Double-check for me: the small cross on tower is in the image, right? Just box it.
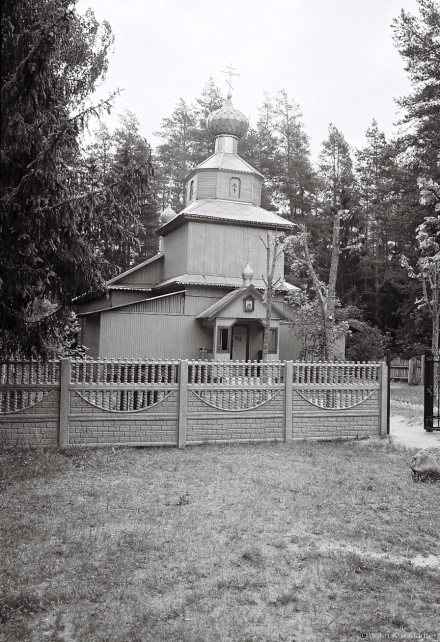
[221,63,240,97]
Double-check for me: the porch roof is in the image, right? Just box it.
[196,284,290,322]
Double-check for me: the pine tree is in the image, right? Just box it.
[85,122,114,182]
[272,90,315,221]
[109,111,158,268]
[153,99,198,211]
[392,0,440,176]
[354,121,397,323]
[193,78,224,160]
[239,90,315,220]
[312,125,357,295]
[238,93,279,211]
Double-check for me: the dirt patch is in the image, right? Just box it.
[390,414,440,450]
[314,539,439,570]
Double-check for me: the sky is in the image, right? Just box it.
[75,0,420,161]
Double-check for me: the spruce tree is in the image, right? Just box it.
[0,1,153,356]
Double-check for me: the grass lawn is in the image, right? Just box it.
[1,438,439,642]
[390,383,424,406]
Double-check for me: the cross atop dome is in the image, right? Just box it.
[221,63,240,98]
[206,65,249,141]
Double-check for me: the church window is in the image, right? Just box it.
[189,180,194,201]
[229,177,241,198]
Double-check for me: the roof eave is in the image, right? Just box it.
[106,253,164,285]
[156,211,293,236]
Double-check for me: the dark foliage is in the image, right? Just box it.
[0,0,154,356]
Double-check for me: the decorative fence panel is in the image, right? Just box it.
[289,362,385,440]
[0,359,388,448]
[186,361,286,445]
[68,359,180,447]
[0,360,60,447]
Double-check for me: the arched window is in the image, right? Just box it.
[229,177,241,198]
[189,180,194,202]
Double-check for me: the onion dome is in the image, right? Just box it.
[242,262,254,286]
[206,95,249,139]
[159,204,177,224]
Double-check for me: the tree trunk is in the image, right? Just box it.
[300,210,341,361]
[262,232,279,361]
[325,209,341,360]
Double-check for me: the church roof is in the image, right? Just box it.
[154,273,267,290]
[156,199,294,236]
[188,151,263,178]
[152,273,297,293]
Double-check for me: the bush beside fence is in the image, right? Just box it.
[1,359,388,448]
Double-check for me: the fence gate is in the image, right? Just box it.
[424,350,440,431]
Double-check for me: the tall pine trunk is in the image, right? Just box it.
[301,209,341,361]
[262,232,280,361]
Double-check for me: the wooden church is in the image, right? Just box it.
[76,94,303,361]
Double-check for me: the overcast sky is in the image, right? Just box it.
[76,0,419,160]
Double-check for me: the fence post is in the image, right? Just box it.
[178,360,188,449]
[424,350,433,432]
[59,358,71,448]
[386,350,391,436]
[379,360,388,437]
[283,361,293,442]
[408,357,415,385]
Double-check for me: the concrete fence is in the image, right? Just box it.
[1,358,388,448]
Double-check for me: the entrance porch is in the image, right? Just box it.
[196,284,290,362]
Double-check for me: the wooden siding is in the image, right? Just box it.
[187,286,232,299]
[195,171,217,200]
[217,295,281,321]
[162,225,189,280]
[217,171,252,203]
[113,293,185,315]
[111,291,150,307]
[252,176,262,206]
[279,300,295,321]
[184,292,225,316]
[99,313,214,360]
[76,294,111,315]
[76,290,149,315]
[116,256,163,286]
[187,221,284,281]
[195,170,262,205]
[81,315,100,358]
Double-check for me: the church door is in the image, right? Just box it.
[231,325,248,361]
